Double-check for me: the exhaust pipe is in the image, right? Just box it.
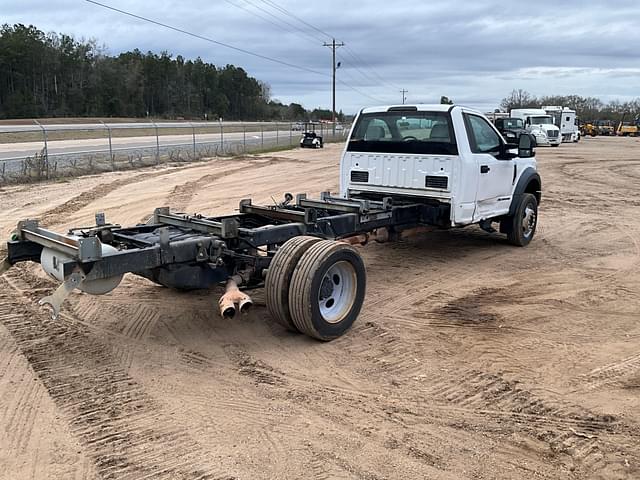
[218,278,253,318]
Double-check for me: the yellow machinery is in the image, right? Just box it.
[617,113,639,137]
[579,121,597,137]
[594,120,615,136]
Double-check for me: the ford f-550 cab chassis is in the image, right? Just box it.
[1,105,541,341]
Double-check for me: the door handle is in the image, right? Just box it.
[480,165,490,174]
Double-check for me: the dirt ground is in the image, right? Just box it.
[1,138,639,479]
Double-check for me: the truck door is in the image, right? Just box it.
[463,113,514,220]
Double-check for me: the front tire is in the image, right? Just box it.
[289,241,366,341]
[503,193,538,247]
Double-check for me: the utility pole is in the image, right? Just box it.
[323,38,345,125]
[401,89,408,105]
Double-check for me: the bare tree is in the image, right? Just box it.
[500,89,538,111]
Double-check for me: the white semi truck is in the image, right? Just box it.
[510,108,562,147]
[543,106,580,143]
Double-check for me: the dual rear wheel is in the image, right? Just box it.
[265,237,366,341]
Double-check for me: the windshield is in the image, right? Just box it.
[529,116,553,125]
[347,111,458,155]
[503,118,524,129]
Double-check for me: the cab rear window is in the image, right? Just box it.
[347,111,458,155]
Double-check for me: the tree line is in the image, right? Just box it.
[0,23,343,122]
[500,89,640,121]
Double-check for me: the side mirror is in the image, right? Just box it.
[518,133,536,158]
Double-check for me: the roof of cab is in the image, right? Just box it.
[361,104,455,114]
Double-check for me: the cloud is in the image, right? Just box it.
[4,0,640,113]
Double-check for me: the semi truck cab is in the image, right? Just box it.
[510,108,562,147]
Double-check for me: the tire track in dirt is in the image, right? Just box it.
[163,156,307,213]
[295,299,636,476]
[417,367,635,474]
[580,353,640,391]
[0,354,44,453]
[0,278,235,480]
[38,166,198,227]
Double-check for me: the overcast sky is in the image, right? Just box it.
[4,0,640,113]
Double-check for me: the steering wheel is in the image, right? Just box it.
[402,135,418,142]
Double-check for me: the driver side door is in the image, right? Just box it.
[463,113,515,220]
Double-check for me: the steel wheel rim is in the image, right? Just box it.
[522,205,536,238]
[318,261,357,324]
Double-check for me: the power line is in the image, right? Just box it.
[83,0,385,104]
[336,79,386,104]
[236,0,325,44]
[341,46,402,91]
[83,0,328,78]
[249,0,400,93]
[255,0,333,40]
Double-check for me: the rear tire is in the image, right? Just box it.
[289,240,366,341]
[504,193,538,247]
[265,236,322,331]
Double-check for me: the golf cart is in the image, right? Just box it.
[300,122,324,148]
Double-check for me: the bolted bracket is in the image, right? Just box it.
[95,212,106,226]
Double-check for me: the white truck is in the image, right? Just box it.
[341,104,541,245]
[2,104,542,342]
[543,105,580,142]
[510,108,562,147]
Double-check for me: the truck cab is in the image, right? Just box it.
[493,117,528,143]
[340,105,541,245]
[510,108,562,147]
[543,106,580,142]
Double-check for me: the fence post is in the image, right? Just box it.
[34,120,49,178]
[243,125,246,153]
[152,121,160,164]
[261,124,264,150]
[275,122,279,146]
[190,122,196,159]
[219,119,224,154]
[289,122,292,146]
[100,121,114,170]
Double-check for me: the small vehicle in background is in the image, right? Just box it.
[300,122,324,148]
[493,117,529,144]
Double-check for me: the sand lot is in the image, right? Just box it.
[1,137,639,479]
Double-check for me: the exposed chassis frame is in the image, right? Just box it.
[2,192,446,317]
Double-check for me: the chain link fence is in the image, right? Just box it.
[0,121,349,184]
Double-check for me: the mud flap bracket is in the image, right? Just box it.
[38,271,86,319]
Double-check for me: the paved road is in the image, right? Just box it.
[0,129,303,161]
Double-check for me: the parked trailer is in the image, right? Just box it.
[1,105,541,341]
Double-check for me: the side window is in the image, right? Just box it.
[465,114,501,154]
